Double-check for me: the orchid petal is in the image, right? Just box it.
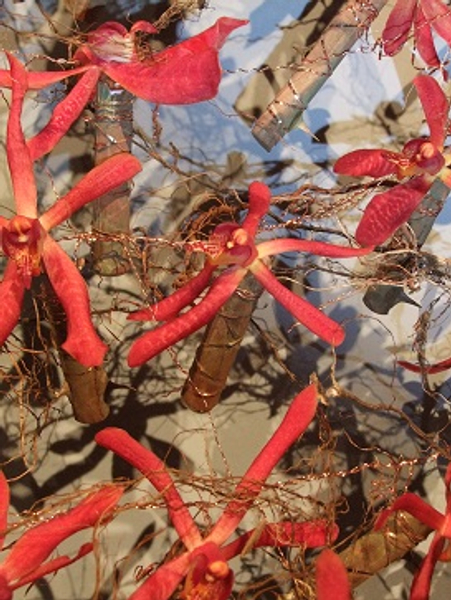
[334,149,397,178]
[398,355,451,374]
[127,267,246,367]
[381,0,416,56]
[414,7,441,69]
[375,493,445,532]
[355,176,432,246]
[207,383,318,545]
[40,153,141,232]
[422,0,451,47]
[250,260,345,346]
[0,572,12,600]
[6,54,37,219]
[9,543,93,591]
[0,66,90,90]
[0,473,10,551]
[241,181,271,237]
[222,520,338,560]
[128,264,215,322]
[98,18,247,104]
[257,239,373,260]
[1,486,122,584]
[128,552,190,600]
[414,75,448,148]
[27,67,100,161]
[42,237,107,367]
[410,532,446,600]
[0,261,26,349]
[316,549,351,600]
[95,428,202,550]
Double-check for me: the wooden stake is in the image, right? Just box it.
[92,75,134,275]
[181,273,263,412]
[252,0,388,151]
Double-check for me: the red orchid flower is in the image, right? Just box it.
[316,549,351,600]
[375,463,451,600]
[334,75,451,246]
[72,17,247,105]
[0,54,142,367]
[0,471,123,600]
[0,18,247,106]
[127,181,372,367]
[96,383,338,600]
[381,0,451,69]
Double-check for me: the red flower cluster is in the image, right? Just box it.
[0,18,246,364]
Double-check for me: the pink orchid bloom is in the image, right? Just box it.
[316,549,351,600]
[0,18,246,106]
[0,471,123,600]
[0,54,142,366]
[382,0,451,69]
[334,75,451,246]
[375,463,451,600]
[96,384,338,600]
[127,181,372,366]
